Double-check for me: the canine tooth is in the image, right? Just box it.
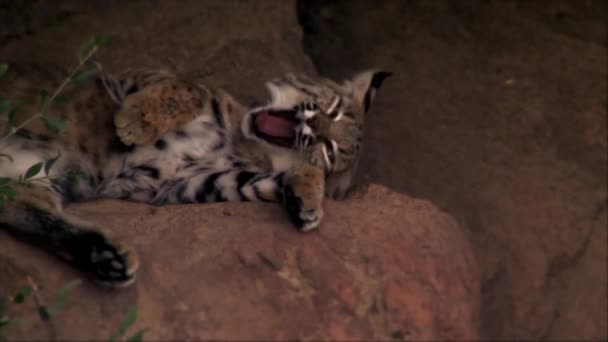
[327,96,340,114]
[333,110,343,122]
[322,144,331,168]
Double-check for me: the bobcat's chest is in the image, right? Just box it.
[99,114,233,200]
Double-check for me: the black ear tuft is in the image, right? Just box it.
[370,71,393,89]
[363,71,393,112]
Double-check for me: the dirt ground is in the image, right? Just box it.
[299,0,607,339]
[0,0,606,340]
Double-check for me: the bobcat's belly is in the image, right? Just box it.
[98,113,233,202]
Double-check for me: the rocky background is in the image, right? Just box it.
[1,0,606,340]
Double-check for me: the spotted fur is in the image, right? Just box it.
[0,65,390,287]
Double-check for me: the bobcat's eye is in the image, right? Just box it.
[325,96,343,121]
[321,139,338,170]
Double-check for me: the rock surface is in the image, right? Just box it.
[300,1,607,339]
[1,0,605,340]
[0,185,480,340]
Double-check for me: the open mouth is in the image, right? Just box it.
[251,109,298,147]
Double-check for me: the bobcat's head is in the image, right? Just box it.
[242,70,391,198]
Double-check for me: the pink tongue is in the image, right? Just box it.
[256,112,294,138]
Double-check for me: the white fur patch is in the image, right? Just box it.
[303,109,316,119]
[301,124,312,135]
[241,185,256,200]
[255,178,276,197]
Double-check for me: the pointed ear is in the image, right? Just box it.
[349,70,393,112]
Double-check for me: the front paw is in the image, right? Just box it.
[283,165,325,232]
[67,231,139,288]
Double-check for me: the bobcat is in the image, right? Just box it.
[0,66,390,287]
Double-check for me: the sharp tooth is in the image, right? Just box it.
[333,110,343,122]
[330,139,338,153]
[327,96,340,114]
[322,144,331,168]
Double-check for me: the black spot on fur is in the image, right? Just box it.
[122,80,140,95]
[154,139,167,150]
[232,160,247,168]
[135,165,160,179]
[176,182,188,202]
[96,170,105,183]
[109,137,136,154]
[211,98,224,128]
[235,171,257,201]
[274,172,285,202]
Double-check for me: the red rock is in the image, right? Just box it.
[0,184,480,340]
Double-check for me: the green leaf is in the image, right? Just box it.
[44,153,61,176]
[0,99,9,115]
[125,329,146,342]
[39,89,49,104]
[0,297,8,326]
[0,177,11,187]
[13,286,33,304]
[8,102,27,126]
[95,34,110,47]
[72,69,98,84]
[0,317,9,328]
[53,95,69,105]
[66,168,86,180]
[108,306,137,342]
[23,162,43,180]
[0,185,17,200]
[0,64,8,78]
[42,116,66,133]
[47,280,81,315]
[0,317,23,328]
[86,60,104,72]
[78,36,98,62]
[38,306,51,321]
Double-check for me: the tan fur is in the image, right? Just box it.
[115,79,210,145]
[0,66,390,287]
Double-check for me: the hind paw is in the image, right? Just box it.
[114,98,159,146]
[68,231,139,288]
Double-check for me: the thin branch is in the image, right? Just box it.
[26,276,57,342]
[0,45,99,142]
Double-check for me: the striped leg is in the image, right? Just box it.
[153,164,325,231]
